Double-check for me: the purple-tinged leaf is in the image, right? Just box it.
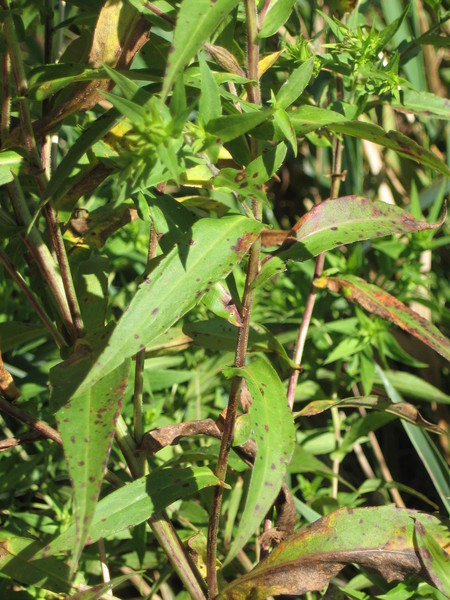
[218,507,450,599]
[314,275,450,362]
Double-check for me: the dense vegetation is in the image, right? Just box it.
[0,0,449,598]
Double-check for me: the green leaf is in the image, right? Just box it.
[0,150,24,186]
[223,358,295,564]
[282,195,446,260]
[275,57,314,110]
[0,533,71,594]
[198,54,222,124]
[315,275,450,362]
[218,507,450,599]
[34,466,220,558]
[414,520,450,597]
[207,109,274,144]
[372,370,450,405]
[0,322,47,352]
[245,143,287,183]
[395,88,450,120]
[202,282,242,326]
[274,108,297,155]
[259,0,297,38]
[77,216,263,394]
[328,121,450,177]
[376,365,450,515]
[51,359,131,571]
[161,0,240,100]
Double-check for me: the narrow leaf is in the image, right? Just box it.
[328,121,450,177]
[77,216,262,394]
[414,520,450,596]
[223,359,295,564]
[162,0,240,100]
[259,0,297,38]
[198,54,222,124]
[0,150,24,186]
[275,57,315,110]
[35,466,220,558]
[218,507,450,599]
[51,359,130,571]
[0,534,71,593]
[314,274,450,362]
[207,109,274,144]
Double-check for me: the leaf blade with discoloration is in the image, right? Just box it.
[223,359,295,564]
[78,216,263,394]
[314,274,450,362]
[52,359,131,572]
[34,466,220,559]
[218,507,450,599]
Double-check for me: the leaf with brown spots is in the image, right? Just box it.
[262,195,446,255]
[328,121,450,177]
[76,216,262,395]
[314,275,450,362]
[218,507,450,599]
[52,359,130,573]
[33,466,221,559]
[223,358,295,564]
[297,396,446,435]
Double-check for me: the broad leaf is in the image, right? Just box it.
[223,359,295,564]
[51,359,130,571]
[314,275,450,362]
[35,466,220,558]
[0,150,24,186]
[162,0,240,100]
[77,216,262,394]
[218,507,450,599]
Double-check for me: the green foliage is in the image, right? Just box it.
[0,0,449,598]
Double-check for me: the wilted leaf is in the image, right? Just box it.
[218,507,450,599]
[314,275,450,362]
[297,396,446,435]
[223,359,295,564]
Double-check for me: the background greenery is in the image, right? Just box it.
[0,0,449,598]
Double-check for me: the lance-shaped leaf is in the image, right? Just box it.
[77,216,262,395]
[314,275,450,362]
[52,359,130,572]
[297,396,446,436]
[35,466,220,559]
[162,0,240,100]
[0,534,71,594]
[218,507,450,599]
[414,520,450,596]
[328,121,450,177]
[264,195,446,256]
[223,359,295,564]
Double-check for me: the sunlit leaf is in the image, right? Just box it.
[223,359,295,564]
[259,0,297,38]
[51,358,131,572]
[35,466,220,558]
[218,507,450,599]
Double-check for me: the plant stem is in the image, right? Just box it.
[2,0,83,340]
[0,248,66,348]
[206,2,262,596]
[286,134,344,409]
[115,415,207,599]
